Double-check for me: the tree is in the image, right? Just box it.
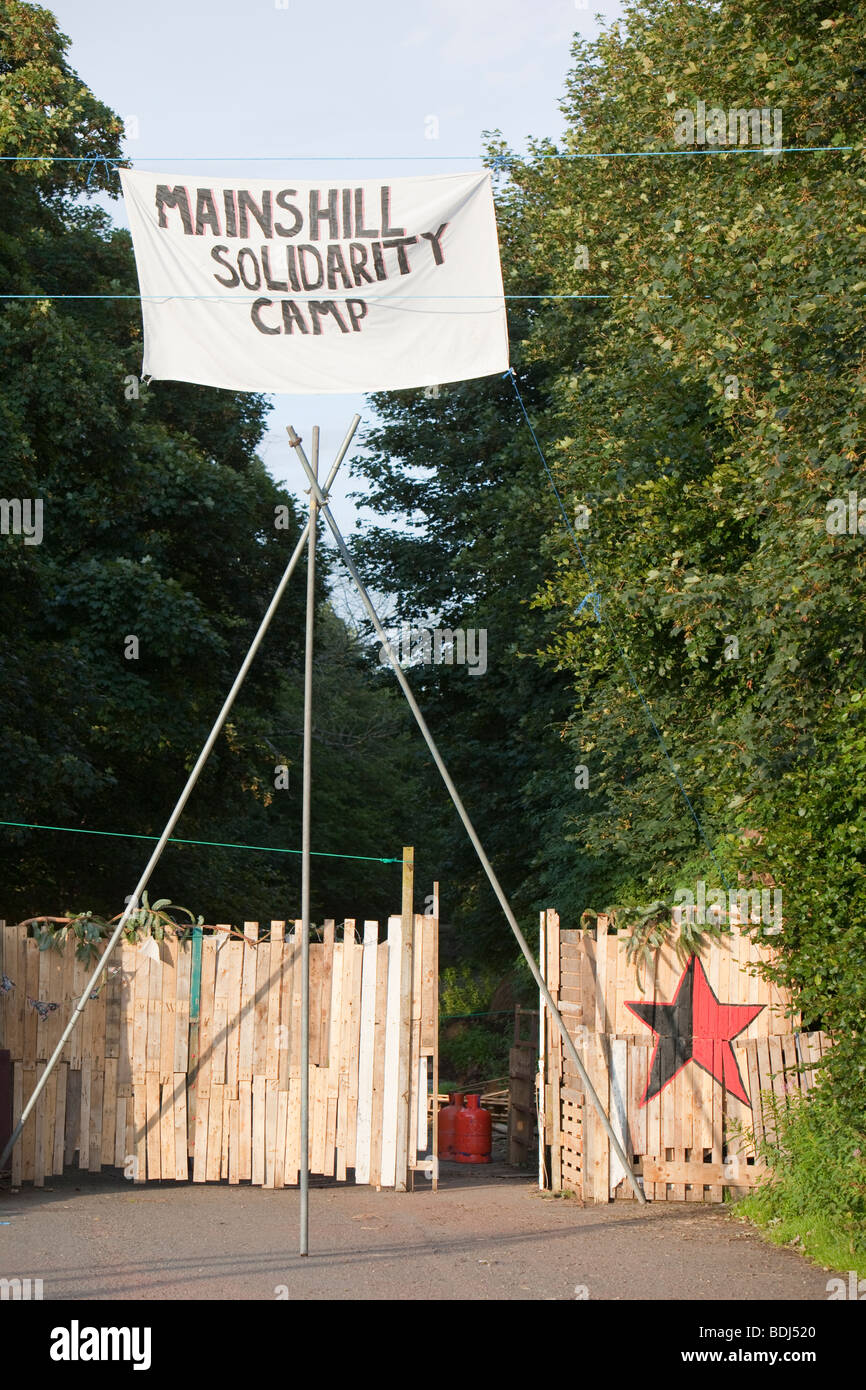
[352,0,866,1123]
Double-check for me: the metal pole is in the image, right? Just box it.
[0,416,359,1175]
[297,425,319,1256]
[288,433,647,1205]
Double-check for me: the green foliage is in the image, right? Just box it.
[438,965,510,1088]
[730,694,866,1123]
[24,891,204,966]
[439,1022,509,1090]
[439,964,499,1018]
[353,1,866,1127]
[736,1086,866,1276]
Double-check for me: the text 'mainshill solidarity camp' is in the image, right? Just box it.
[155,183,448,335]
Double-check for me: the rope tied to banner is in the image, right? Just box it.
[79,153,117,188]
[575,591,602,624]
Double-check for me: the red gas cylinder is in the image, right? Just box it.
[438,1092,465,1160]
[455,1093,491,1164]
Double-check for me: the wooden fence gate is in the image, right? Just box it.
[539,909,829,1202]
[0,912,438,1191]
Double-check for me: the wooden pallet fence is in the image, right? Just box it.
[0,914,438,1190]
[538,911,830,1202]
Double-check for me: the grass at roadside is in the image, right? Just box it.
[733,1089,866,1280]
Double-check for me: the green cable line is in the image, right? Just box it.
[0,818,402,864]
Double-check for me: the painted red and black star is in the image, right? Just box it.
[625,955,763,1107]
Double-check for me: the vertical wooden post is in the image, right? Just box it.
[394,846,414,1191]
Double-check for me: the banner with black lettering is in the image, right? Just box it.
[119,170,509,394]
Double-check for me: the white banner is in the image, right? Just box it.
[120,170,509,395]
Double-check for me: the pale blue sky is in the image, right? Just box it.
[47,0,623,572]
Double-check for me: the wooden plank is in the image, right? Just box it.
[238,926,258,1084]
[114,1093,128,1173]
[159,938,178,1086]
[407,913,424,1178]
[629,1042,647,1160]
[220,1085,231,1179]
[117,943,137,1091]
[379,916,403,1188]
[252,930,271,1078]
[585,1034,609,1202]
[593,915,608,1035]
[804,1031,823,1092]
[310,1065,327,1174]
[290,923,303,1078]
[756,1038,776,1145]
[53,1062,68,1176]
[159,1072,175,1182]
[41,1064,57,1184]
[173,1074,189,1181]
[252,1075,266,1186]
[225,940,244,1097]
[608,1037,629,1197]
[144,1071,160,1179]
[643,1158,768,1187]
[334,925,353,1181]
[768,1034,785,1105]
[63,1067,81,1168]
[145,943,163,1078]
[173,936,191,1075]
[131,949,150,1088]
[355,921,378,1185]
[206,1081,224,1182]
[278,926,294,1091]
[78,1058,91,1170]
[23,940,39,1067]
[319,920,335,1067]
[192,937,217,1182]
[421,915,435,1052]
[346,925,364,1174]
[33,1062,45,1186]
[781,1032,800,1098]
[393,848,415,1192]
[11,1063,23,1185]
[212,933,232,1089]
[368,940,389,1188]
[68,949,90,1073]
[322,938,344,1178]
[133,1083,147,1182]
[605,928,618,1039]
[264,1078,278,1187]
[1,929,22,1063]
[265,935,283,1082]
[101,1055,118,1167]
[228,1097,240,1185]
[87,994,105,1173]
[285,1073,301,1186]
[274,1090,288,1189]
[234,1077,250,1182]
[45,944,67,1063]
[307,938,322,1069]
[746,1040,763,1145]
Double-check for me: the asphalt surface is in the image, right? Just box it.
[0,1161,837,1301]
